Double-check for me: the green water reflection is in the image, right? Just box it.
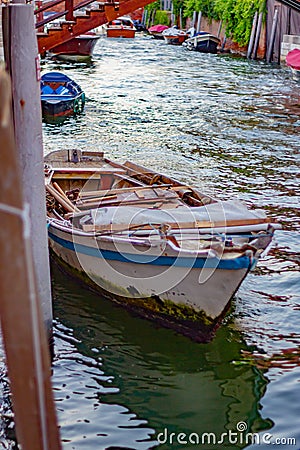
[52,262,272,449]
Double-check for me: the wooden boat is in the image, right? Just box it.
[44,149,279,342]
[106,16,136,39]
[40,72,85,119]
[49,32,100,62]
[185,31,220,53]
[286,48,300,81]
[132,19,147,32]
[148,24,169,40]
[162,26,188,45]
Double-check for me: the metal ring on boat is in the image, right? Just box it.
[74,98,80,113]
[81,93,85,107]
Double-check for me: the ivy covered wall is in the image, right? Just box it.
[146,0,266,46]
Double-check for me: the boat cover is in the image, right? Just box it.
[162,26,186,36]
[148,25,169,33]
[286,48,300,70]
[41,72,83,98]
[41,72,73,83]
[88,200,268,230]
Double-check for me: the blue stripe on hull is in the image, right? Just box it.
[48,230,251,270]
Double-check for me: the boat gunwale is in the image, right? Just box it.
[48,227,254,270]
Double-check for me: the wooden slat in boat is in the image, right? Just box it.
[81,216,272,233]
[51,166,127,174]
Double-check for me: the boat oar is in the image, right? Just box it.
[46,183,80,214]
[53,181,70,199]
[78,184,187,199]
[82,217,272,233]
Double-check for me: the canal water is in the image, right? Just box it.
[1,34,300,449]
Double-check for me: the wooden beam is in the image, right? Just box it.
[0,69,61,450]
[4,1,54,342]
[82,217,272,233]
[46,183,81,213]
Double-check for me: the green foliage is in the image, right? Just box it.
[145,1,160,12]
[172,0,186,17]
[214,0,266,45]
[184,0,219,21]
[155,10,171,25]
[182,0,266,46]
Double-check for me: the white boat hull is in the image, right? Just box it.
[291,67,300,81]
[48,222,257,341]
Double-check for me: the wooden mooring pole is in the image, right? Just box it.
[2,1,53,349]
[247,11,258,59]
[252,11,263,60]
[192,11,197,29]
[196,10,202,34]
[266,8,279,63]
[0,5,4,63]
[0,69,61,450]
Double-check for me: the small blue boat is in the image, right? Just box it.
[41,72,85,118]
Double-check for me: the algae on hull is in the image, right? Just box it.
[50,250,222,343]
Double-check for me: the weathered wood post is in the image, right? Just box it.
[266,8,279,63]
[196,10,202,34]
[247,11,258,59]
[152,8,157,26]
[252,11,263,60]
[170,2,175,26]
[0,4,4,63]
[217,20,222,38]
[192,11,197,28]
[141,9,147,27]
[2,1,54,351]
[0,68,61,450]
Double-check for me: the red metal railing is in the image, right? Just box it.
[34,0,98,29]
[36,0,153,53]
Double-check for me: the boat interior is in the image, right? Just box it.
[45,150,275,252]
[45,150,214,212]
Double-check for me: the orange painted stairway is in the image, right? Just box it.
[36,0,153,55]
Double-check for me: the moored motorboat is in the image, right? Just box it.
[49,32,100,62]
[148,24,169,40]
[185,31,220,53]
[45,149,279,342]
[106,16,136,38]
[286,48,300,81]
[162,26,188,45]
[41,72,85,119]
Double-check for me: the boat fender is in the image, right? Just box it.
[74,98,80,113]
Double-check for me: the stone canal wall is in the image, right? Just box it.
[281,34,300,63]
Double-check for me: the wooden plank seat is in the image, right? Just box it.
[52,166,126,188]
[51,167,126,174]
[75,187,180,210]
[113,172,147,187]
